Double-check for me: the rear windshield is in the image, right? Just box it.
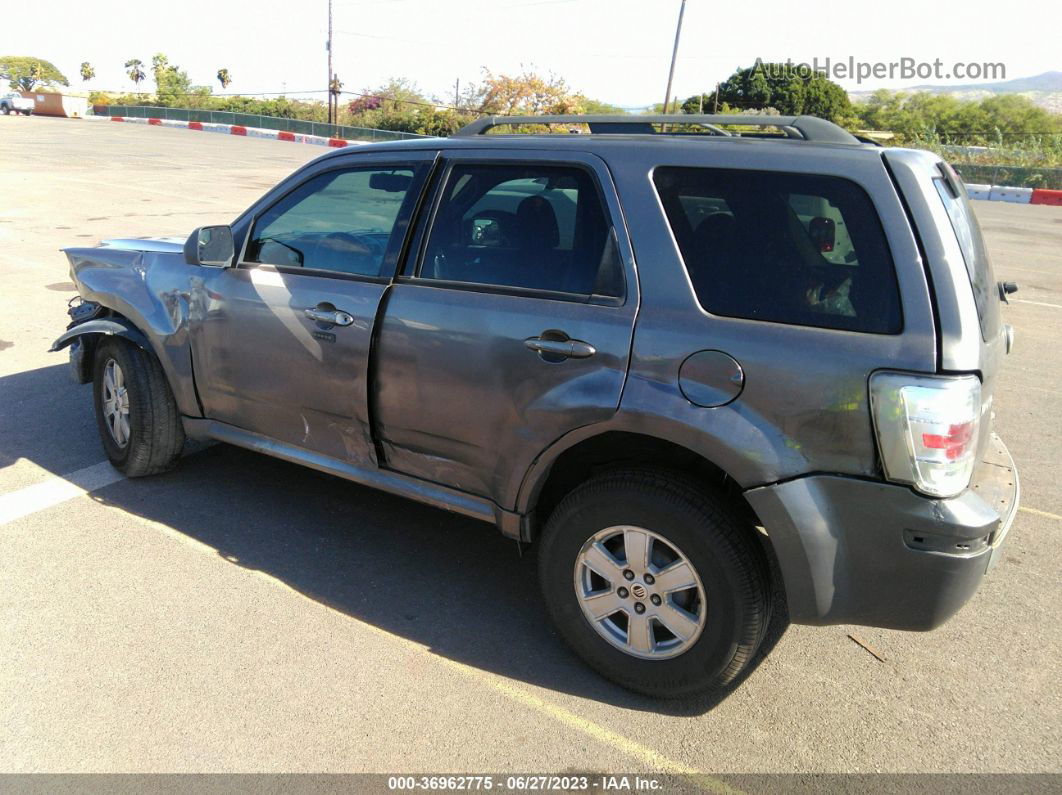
[933,163,1000,341]
[653,167,902,334]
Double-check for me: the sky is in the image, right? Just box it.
[8,0,1060,108]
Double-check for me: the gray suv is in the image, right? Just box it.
[53,114,1019,698]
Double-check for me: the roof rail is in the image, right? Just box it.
[454,114,860,145]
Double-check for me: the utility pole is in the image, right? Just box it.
[713,82,720,113]
[454,78,460,111]
[327,0,334,124]
[662,0,687,114]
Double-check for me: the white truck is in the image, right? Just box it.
[1,93,34,115]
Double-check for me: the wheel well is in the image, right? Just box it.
[67,310,143,384]
[529,431,756,537]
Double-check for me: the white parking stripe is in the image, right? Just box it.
[0,461,124,527]
[1011,298,1062,309]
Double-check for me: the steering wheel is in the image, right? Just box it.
[310,231,387,273]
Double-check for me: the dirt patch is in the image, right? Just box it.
[0,340,12,351]
[46,282,77,292]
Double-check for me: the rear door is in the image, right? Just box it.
[372,150,638,508]
[191,152,434,466]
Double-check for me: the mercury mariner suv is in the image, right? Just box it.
[52,114,1020,697]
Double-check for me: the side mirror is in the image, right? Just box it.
[184,225,235,267]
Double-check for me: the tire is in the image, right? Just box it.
[538,469,771,698]
[1,106,10,115]
[92,337,185,477]
[21,109,32,116]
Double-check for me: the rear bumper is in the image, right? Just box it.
[745,433,1019,631]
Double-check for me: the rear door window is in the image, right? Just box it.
[653,167,903,334]
[418,163,623,298]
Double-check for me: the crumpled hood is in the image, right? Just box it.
[97,236,187,253]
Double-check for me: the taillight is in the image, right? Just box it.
[869,372,982,498]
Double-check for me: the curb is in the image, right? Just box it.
[87,113,366,149]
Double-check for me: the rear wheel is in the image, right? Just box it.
[538,469,770,698]
[92,337,185,476]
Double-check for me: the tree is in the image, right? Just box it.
[125,59,146,92]
[348,78,427,114]
[685,61,852,123]
[469,69,584,116]
[850,90,1062,145]
[345,78,429,128]
[80,61,95,82]
[148,53,209,106]
[0,56,69,91]
[577,96,627,115]
[216,68,231,90]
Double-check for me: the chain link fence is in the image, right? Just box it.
[94,105,428,143]
[952,163,1062,190]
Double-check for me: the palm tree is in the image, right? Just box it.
[80,62,95,82]
[216,68,231,90]
[124,59,145,93]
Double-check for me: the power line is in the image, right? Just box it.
[88,88,330,96]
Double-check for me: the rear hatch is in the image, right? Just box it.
[932,160,1006,456]
[883,149,1010,460]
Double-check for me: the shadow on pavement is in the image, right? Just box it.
[2,363,789,716]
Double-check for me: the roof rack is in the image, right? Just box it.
[454,114,860,145]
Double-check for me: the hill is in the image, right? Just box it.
[850,71,1062,113]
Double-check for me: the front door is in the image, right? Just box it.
[191,154,433,466]
[373,152,638,508]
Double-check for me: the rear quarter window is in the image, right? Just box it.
[653,167,903,334]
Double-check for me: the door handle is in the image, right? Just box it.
[304,306,354,327]
[524,336,597,360]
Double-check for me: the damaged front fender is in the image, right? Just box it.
[49,317,151,354]
[50,317,152,385]
[55,244,202,417]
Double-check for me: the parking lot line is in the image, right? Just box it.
[1020,506,1062,521]
[1011,298,1062,309]
[0,461,124,526]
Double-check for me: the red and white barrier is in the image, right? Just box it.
[963,181,1062,205]
[89,113,365,149]
[988,186,1034,204]
[1030,188,1062,206]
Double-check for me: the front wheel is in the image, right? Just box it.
[1,106,10,115]
[92,337,185,476]
[538,469,771,698]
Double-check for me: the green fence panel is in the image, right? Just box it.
[954,163,1062,190]
[95,105,429,142]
